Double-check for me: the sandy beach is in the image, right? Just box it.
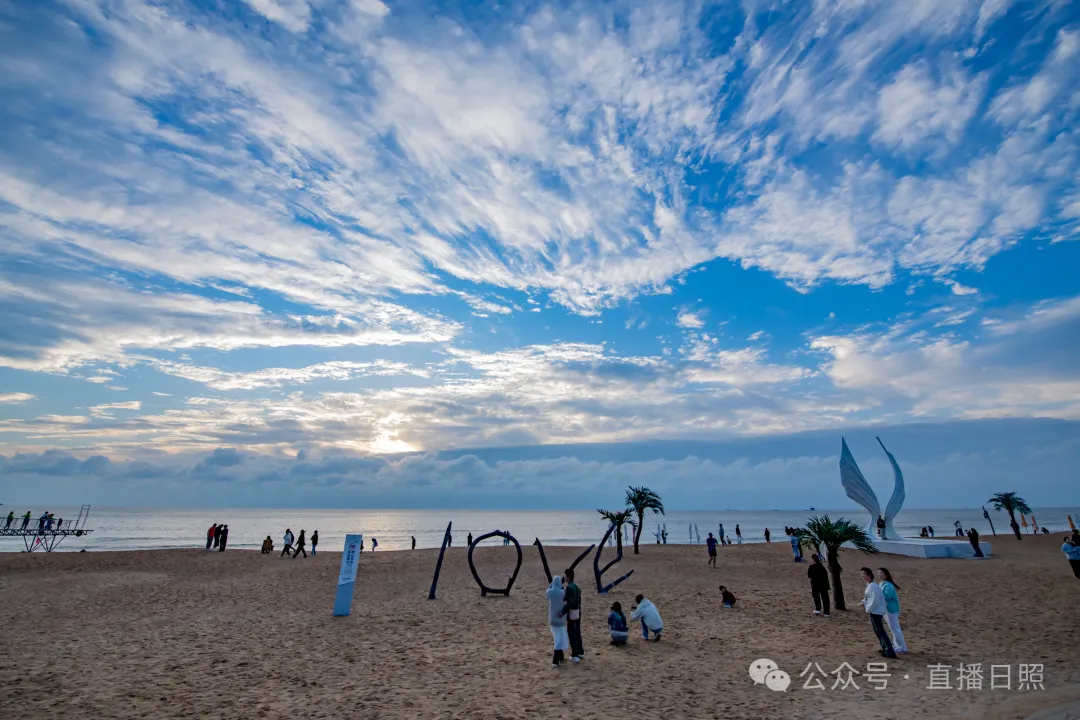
[2,535,1078,720]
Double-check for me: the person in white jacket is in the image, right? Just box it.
[859,567,897,658]
[546,575,571,668]
[630,594,664,641]
[280,528,294,558]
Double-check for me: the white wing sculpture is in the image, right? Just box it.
[839,437,906,539]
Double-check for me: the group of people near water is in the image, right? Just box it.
[545,567,666,668]
[277,528,318,557]
[205,523,229,551]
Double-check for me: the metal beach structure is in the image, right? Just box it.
[0,505,94,552]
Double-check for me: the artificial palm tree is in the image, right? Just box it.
[597,508,636,555]
[795,515,877,611]
[625,486,665,555]
[989,492,1032,540]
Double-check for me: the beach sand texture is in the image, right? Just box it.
[2,535,1078,720]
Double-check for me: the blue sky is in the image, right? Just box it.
[1,0,1079,508]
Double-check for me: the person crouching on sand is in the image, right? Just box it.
[719,585,736,608]
[261,536,273,554]
[630,594,663,641]
[608,602,629,645]
[546,575,570,668]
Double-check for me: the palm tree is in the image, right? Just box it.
[795,515,877,611]
[989,492,1032,540]
[625,486,665,555]
[597,509,636,554]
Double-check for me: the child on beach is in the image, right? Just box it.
[608,602,629,645]
[719,585,736,608]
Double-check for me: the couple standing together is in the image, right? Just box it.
[545,568,585,667]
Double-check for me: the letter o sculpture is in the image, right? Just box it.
[468,530,523,596]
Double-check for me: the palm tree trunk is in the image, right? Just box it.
[1008,510,1022,540]
[616,523,623,555]
[826,551,846,611]
[634,511,643,554]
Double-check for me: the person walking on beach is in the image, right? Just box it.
[564,568,584,663]
[808,553,830,617]
[735,525,742,544]
[467,532,473,547]
[630,594,664,641]
[764,528,770,543]
[706,532,719,567]
[4,511,13,529]
[877,568,907,653]
[860,567,897,658]
[293,530,307,558]
[546,575,570,668]
[607,602,629,646]
[206,524,217,551]
[967,527,984,557]
[411,536,416,550]
[218,525,229,551]
[311,530,318,556]
[1062,537,1080,578]
[372,538,378,552]
[281,528,294,557]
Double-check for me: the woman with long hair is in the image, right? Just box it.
[877,567,908,653]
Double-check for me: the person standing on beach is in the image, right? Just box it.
[212,523,221,549]
[218,525,229,551]
[1061,538,1080,578]
[293,530,307,558]
[735,525,742,544]
[877,568,907,653]
[860,567,897,658]
[371,537,378,551]
[967,528,984,557]
[876,515,887,540]
[706,533,718,567]
[564,568,584,663]
[206,524,216,551]
[718,523,725,546]
[789,530,803,562]
[467,532,473,547]
[764,528,770,543]
[411,536,416,550]
[311,530,318,556]
[546,575,570,668]
[281,528,294,557]
[808,553,830,617]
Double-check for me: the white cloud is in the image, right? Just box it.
[89,401,142,417]
[676,311,705,328]
[0,392,35,404]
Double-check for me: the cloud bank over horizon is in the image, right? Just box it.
[1,0,1079,506]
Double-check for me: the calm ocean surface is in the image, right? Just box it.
[3,505,1076,552]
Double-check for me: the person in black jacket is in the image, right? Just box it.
[218,525,229,552]
[293,529,307,558]
[808,553,830,617]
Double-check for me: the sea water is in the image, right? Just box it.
[2,506,1075,552]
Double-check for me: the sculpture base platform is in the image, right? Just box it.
[848,538,991,559]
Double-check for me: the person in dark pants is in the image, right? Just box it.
[706,532,719,567]
[859,567,896,658]
[967,528,984,557]
[1061,538,1080,578]
[808,553,830,617]
[218,525,229,551]
[564,568,584,662]
[281,529,294,557]
[411,536,416,550]
[764,528,770,543]
[212,524,221,549]
[311,530,318,556]
[467,532,473,547]
[293,529,307,558]
[206,524,216,551]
